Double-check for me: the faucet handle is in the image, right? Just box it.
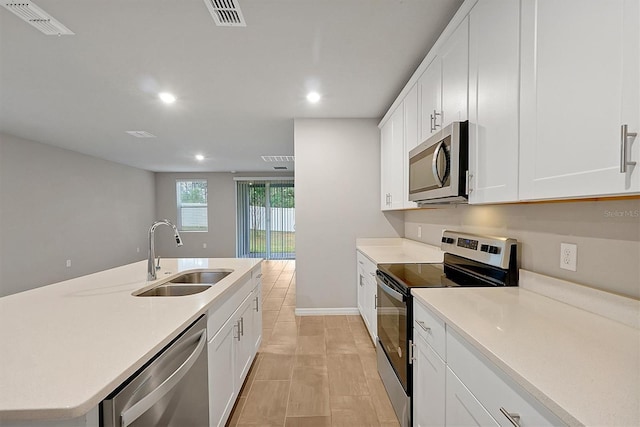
[155,256,161,270]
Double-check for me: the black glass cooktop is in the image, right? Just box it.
[377,263,455,288]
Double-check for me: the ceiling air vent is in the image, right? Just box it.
[1,1,74,35]
[204,0,246,27]
[126,131,156,138]
[262,155,295,162]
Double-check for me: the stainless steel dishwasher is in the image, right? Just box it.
[101,315,209,427]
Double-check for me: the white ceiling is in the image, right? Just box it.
[0,0,463,172]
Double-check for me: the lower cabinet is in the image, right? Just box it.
[446,367,499,426]
[413,299,563,427]
[412,333,445,427]
[356,250,377,342]
[208,265,262,427]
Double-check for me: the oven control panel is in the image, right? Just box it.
[440,230,516,269]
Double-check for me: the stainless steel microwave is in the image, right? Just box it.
[408,121,469,204]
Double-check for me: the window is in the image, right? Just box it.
[176,180,208,231]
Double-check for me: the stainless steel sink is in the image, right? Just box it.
[136,284,211,297]
[133,269,234,297]
[169,270,232,284]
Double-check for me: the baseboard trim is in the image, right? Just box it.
[294,307,360,316]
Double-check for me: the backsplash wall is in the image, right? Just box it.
[405,198,640,299]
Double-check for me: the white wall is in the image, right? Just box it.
[294,119,403,311]
[405,199,640,299]
[0,133,155,297]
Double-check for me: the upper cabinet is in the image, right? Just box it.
[419,18,469,142]
[467,0,520,203]
[380,0,639,210]
[519,0,640,200]
[381,105,405,210]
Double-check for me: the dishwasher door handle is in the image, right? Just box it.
[120,328,207,427]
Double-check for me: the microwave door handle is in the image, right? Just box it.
[431,141,445,187]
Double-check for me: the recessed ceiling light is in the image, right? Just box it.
[195,154,205,161]
[306,91,321,103]
[158,92,176,104]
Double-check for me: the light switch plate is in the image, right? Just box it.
[560,243,577,271]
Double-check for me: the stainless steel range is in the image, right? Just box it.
[376,230,518,427]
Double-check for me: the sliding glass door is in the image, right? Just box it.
[236,179,295,260]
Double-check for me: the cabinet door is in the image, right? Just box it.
[250,282,262,354]
[467,0,520,203]
[446,367,500,427]
[235,295,255,387]
[404,84,419,209]
[441,17,469,127]
[381,106,405,210]
[368,276,377,342]
[357,268,368,328]
[419,58,443,141]
[413,335,445,427]
[520,0,640,200]
[208,317,237,427]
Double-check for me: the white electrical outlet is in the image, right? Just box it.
[560,243,577,271]
[66,259,71,268]
[418,226,422,238]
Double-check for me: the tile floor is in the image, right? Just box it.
[226,260,400,427]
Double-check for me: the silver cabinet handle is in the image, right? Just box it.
[499,407,521,427]
[121,329,207,427]
[430,113,435,132]
[234,320,241,341]
[254,296,259,312]
[374,294,378,309]
[240,317,244,336]
[408,340,415,364]
[256,273,262,279]
[416,320,431,332]
[433,110,442,129]
[621,124,638,173]
[466,170,472,194]
[358,261,364,265]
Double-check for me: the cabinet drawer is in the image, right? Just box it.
[357,251,377,283]
[447,329,564,426]
[207,274,253,340]
[413,299,446,360]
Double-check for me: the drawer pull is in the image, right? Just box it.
[416,320,431,332]
[499,407,521,427]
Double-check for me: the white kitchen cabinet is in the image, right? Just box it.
[250,270,263,354]
[412,333,446,427]
[381,105,405,210]
[419,58,443,141]
[447,328,563,427]
[519,0,640,200]
[403,84,419,209]
[207,266,262,427]
[446,367,499,427]
[208,313,237,427]
[467,0,520,204]
[440,16,469,126]
[419,17,469,142]
[356,250,377,343]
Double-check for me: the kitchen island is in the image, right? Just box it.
[0,257,261,423]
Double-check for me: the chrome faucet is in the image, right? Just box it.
[148,219,183,281]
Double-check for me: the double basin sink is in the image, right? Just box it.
[134,270,233,297]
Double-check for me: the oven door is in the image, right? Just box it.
[376,275,408,392]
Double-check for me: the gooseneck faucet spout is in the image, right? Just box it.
[148,219,183,281]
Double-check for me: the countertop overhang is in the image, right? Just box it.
[0,257,261,421]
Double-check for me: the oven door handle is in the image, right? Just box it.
[377,277,406,302]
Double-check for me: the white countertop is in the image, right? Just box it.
[356,238,444,264]
[0,258,261,421]
[412,280,640,427]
